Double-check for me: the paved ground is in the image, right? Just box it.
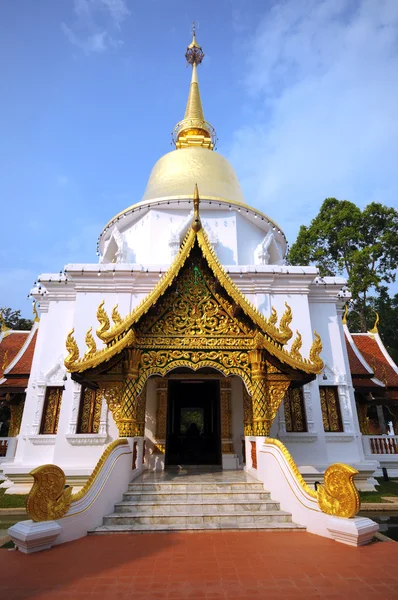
[1,531,398,599]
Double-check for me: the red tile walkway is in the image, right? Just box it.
[1,531,398,599]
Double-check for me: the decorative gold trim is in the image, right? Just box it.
[33,301,40,323]
[84,327,97,358]
[369,312,379,334]
[96,300,110,339]
[112,304,122,325]
[65,329,79,368]
[265,438,361,518]
[68,329,135,373]
[71,439,129,502]
[342,304,349,325]
[26,465,73,522]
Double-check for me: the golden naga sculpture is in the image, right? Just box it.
[369,311,379,334]
[112,304,122,325]
[317,463,360,519]
[309,331,323,371]
[26,465,73,521]
[26,440,130,522]
[84,327,97,358]
[65,329,79,368]
[279,302,293,342]
[268,307,278,326]
[266,438,360,519]
[96,300,110,338]
[342,303,349,325]
[290,330,302,360]
[33,301,40,323]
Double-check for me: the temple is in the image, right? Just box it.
[1,30,394,548]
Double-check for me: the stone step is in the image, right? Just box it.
[102,511,293,527]
[127,482,266,493]
[90,522,305,533]
[123,491,271,502]
[115,500,280,514]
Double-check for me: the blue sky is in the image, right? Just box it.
[1,0,397,317]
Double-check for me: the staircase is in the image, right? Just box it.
[90,469,304,533]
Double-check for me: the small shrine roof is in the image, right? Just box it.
[0,331,29,379]
[352,333,398,390]
[0,326,38,392]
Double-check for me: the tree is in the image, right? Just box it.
[0,307,33,331]
[288,199,398,332]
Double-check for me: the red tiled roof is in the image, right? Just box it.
[6,330,37,376]
[0,332,29,379]
[352,334,398,389]
[0,376,29,390]
[345,334,372,377]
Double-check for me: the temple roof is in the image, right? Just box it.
[66,187,323,377]
[0,325,38,393]
[0,331,29,380]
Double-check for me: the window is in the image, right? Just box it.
[284,388,307,432]
[319,386,343,432]
[40,387,63,434]
[77,387,102,434]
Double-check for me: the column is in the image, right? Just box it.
[220,378,233,453]
[118,349,146,437]
[154,378,167,454]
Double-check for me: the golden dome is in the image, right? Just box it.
[141,146,246,205]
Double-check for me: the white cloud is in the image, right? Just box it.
[228,0,398,243]
[61,0,130,54]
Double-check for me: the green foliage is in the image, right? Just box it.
[0,489,28,509]
[0,307,33,331]
[359,478,398,503]
[288,199,398,333]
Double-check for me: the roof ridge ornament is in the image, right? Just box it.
[172,26,216,150]
[342,303,349,325]
[191,183,202,232]
[369,311,379,334]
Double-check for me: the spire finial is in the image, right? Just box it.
[369,312,379,334]
[33,301,40,323]
[192,184,202,232]
[172,28,216,150]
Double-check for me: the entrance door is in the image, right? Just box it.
[166,379,221,466]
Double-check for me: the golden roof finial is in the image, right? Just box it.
[342,304,349,325]
[172,26,216,150]
[0,310,11,337]
[369,311,379,334]
[192,184,202,232]
[33,301,40,323]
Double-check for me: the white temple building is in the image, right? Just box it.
[1,30,381,504]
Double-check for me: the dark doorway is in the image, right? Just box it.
[166,379,221,466]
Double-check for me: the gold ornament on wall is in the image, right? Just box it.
[268,307,278,326]
[96,300,110,338]
[279,302,293,343]
[309,331,323,372]
[84,327,97,358]
[112,304,122,325]
[290,330,302,360]
[26,464,73,521]
[65,329,79,368]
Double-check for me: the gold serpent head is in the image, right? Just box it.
[32,301,40,323]
[290,330,303,360]
[317,463,360,518]
[309,331,324,372]
[112,304,122,325]
[96,300,110,338]
[26,464,73,522]
[65,329,79,368]
[342,304,349,325]
[268,307,278,327]
[279,302,293,343]
[84,327,97,357]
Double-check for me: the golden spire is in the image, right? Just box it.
[173,24,216,150]
[369,312,379,334]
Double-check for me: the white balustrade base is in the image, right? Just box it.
[326,516,379,546]
[8,520,62,554]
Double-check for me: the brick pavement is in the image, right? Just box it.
[1,531,398,599]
